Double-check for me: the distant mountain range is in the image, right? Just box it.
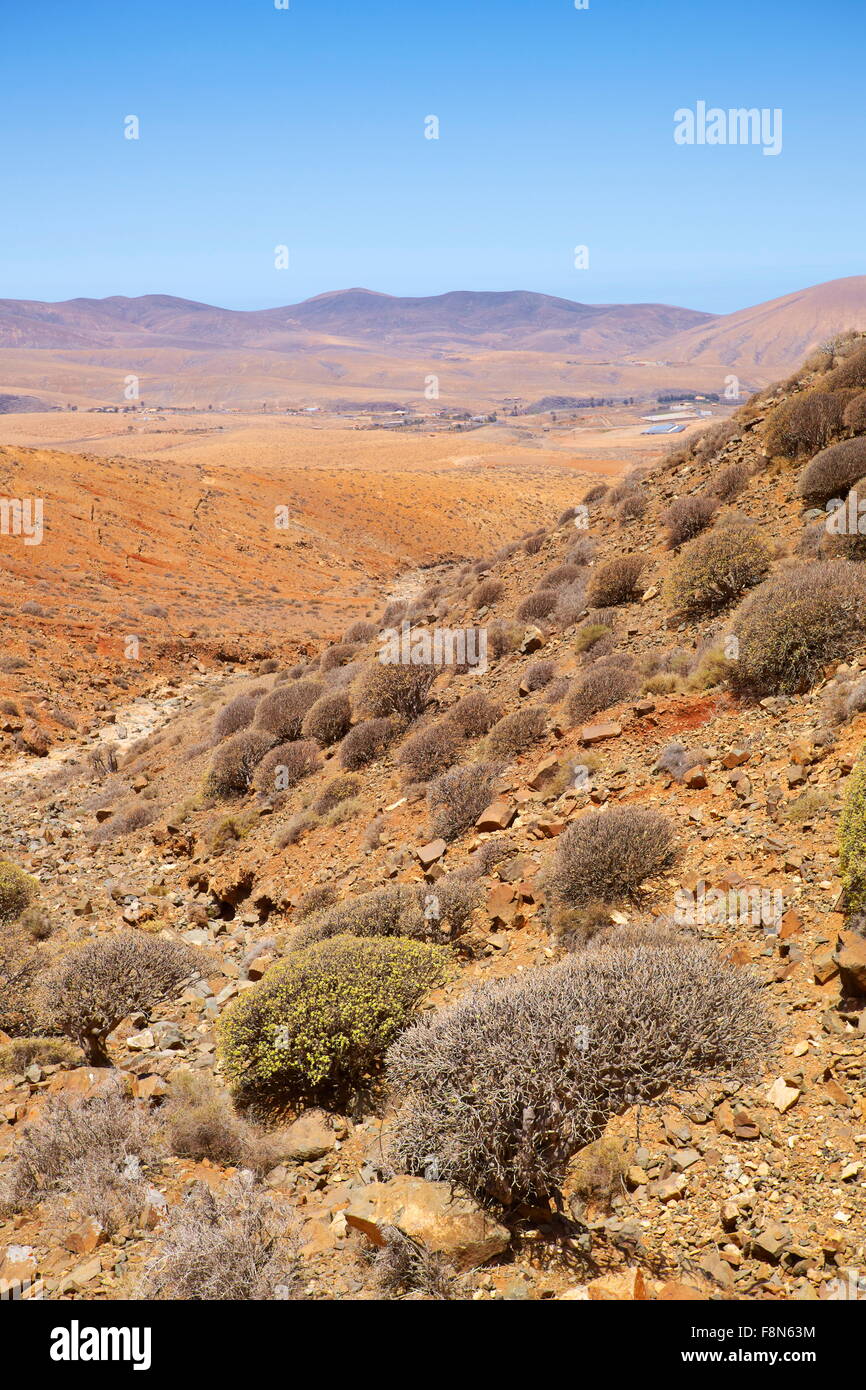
[0,277,864,408]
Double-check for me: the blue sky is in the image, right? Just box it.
[1,0,863,313]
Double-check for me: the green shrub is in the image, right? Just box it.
[665,521,770,614]
[0,861,38,922]
[217,934,447,1102]
[797,438,866,503]
[731,561,866,695]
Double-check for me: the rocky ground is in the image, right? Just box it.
[1,346,865,1303]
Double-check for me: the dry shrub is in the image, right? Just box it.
[473,578,504,607]
[567,536,596,565]
[547,900,614,954]
[573,621,611,655]
[274,811,317,848]
[523,531,546,555]
[162,1070,270,1172]
[212,694,258,741]
[5,1077,157,1230]
[544,564,583,588]
[312,773,360,815]
[487,621,522,658]
[515,589,558,623]
[548,805,676,906]
[371,1226,463,1300]
[0,931,43,1036]
[654,741,707,780]
[139,1172,301,1301]
[319,642,361,672]
[43,932,205,1064]
[399,720,459,782]
[90,800,160,845]
[731,560,866,695]
[252,738,320,794]
[662,495,717,547]
[339,716,399,769]
[826,477,866,560]
[207,729,273,797]
[255,680,324,741]
[706,460,750,501]
[301,690,352,746]
[427,762,500,840]
[582,483,608,505]
[616,490,647,522]
[764,389,854,458]
[449,690,503,738]
[387,936,773,1202]
[843,391,866,434]
[360,662,435,720]
[690,418,738,463]
[823,343,866,391]
[344,619,378,643]
[569,1137,631,1213]
[665,520,770,614]
[586,555,645,607]
[522,659,556,691]
[798,438,866,503]
[554,581,587,627]
[566,660,639,724]
[0,1036,80,1073]
[486,705,547,758]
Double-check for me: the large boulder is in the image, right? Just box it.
[344,1176,509,1269]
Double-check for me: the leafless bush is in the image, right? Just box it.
[473,578,504,607]
[515,589,558,623]
[548,805,676,906]
[731,560,866,695]
[581,483,608,505]
[275,812,317,848]
[372,1226,463,1300]
[162,1071,270,1172]
[427,762,500,840]
[207,729,274,797]
[843,391,866,434]
[139,1172,301,1301]
[312,773,360,816]
[0,931,43,1036]
[662,495,717,547]
[616,490,647,522]
[339,716,400,768]
[487,622,522,658]
[566,660,639,724]
[387,936,773,1202]
[567,536,596,565]
[544,563,583,588]
[764,389,853,458]
[43,932,205,1064]
[344,619,378,643]
[319,642,361,672]
[253,738,321,793]
[5,1077,158,1230]
[486,705,547,758]
[360,662,436,720]
[522,659,556,691]
[654,741,707,780]
[399,720,460,782]
[706,460,750,501]
[255,680,324,741]
[798,438,866,503]
[554,581,587,627]
[449,691,503,738]
[301,690,352,746]
[213,694,258,742]
[523,531,546,555]
[586,555,645,607]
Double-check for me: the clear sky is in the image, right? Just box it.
[1,0,863,314]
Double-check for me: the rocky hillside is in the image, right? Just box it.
[2,335,866,1304]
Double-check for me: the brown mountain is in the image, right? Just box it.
[649,275,866,372]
